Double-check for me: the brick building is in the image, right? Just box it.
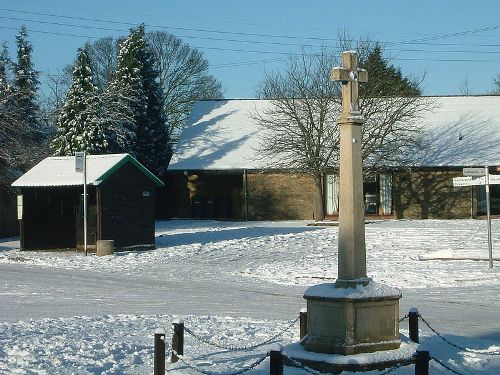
[165,97,500,221]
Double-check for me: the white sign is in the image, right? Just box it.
[489,175,500,184]
[453,175,500,187]
[75,152,85,173]
[17,195,23,220]
[463,167,485,177]
[453,176,481,187]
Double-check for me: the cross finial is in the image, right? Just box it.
[331,51,368,116]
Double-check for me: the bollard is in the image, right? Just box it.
[269,344,283,375]
[414,349,430,375]
[299,308,307,340]
[409,307,419,343]
[96,239,114,256]
[154,331,165,375]
[171,320,184,363]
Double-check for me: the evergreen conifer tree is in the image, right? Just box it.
[51,44,107,155]
[361,44,421,97]
[0,43,20,167]
[108,25,169,174]
[14,26,40,134]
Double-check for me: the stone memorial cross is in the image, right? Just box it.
[302,52,401,356]
[331,51,369,286]
[331,51,368,116]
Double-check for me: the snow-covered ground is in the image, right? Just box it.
[0,219,499,374]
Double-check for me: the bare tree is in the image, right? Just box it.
[459,75,471,95]
[38,69,72,132]
[72,32,223,144]
[147,31,223,142]
[254,50,341,220]
[493,74,500,95]
[254,43,431,221]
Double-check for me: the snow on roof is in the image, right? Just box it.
[169,97,500,171]
[12,153,164,187]
[417,96,500,167]
[169,100,272,170]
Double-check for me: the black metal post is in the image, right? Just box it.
[171,321,184,363]
[409,307,419,343]
[269,345,283,375]
[414,350,430,375]
[154,331,165,375]
[299,309,307,340]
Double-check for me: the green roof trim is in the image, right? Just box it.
[95,154,165,187]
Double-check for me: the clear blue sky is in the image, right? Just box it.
[2,0,500,98]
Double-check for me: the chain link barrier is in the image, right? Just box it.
[419,314,500,356]
[170,349,268,375]
[431,356,467,375]
[398,314,408,322]
[282,353,321,375]
[378,358,414,375]
[184,317,299,351]
[282,352,414,375]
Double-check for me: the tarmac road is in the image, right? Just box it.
[1,263,499,341]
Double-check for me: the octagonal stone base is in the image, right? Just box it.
[303,280,401,355]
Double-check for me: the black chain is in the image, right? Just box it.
[282,353,322,375]
[399,314,408,322]
[184,317,298,351]
[431,356,467,375]
[170,349,268,375]
[420,315,500,356]
[378,358,414,374]
[283,353,413,375]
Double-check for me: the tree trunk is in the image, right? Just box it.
[313,174,325,221]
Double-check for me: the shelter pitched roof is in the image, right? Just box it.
[168,97,500,171]
[12,153,164,187]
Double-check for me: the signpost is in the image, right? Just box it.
[453,166,497,269]
[75,152,87,256]
[463,167,485,177]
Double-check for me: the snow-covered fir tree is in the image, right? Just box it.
[107,25,169,174]
[14,26,39,135]
[0,43,19,167]
[51,44,107,156]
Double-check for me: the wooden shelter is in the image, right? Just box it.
[12,153,164,251]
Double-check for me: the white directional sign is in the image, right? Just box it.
[490,175,500,184]
[453,177,473,187]
[463,167,485,177]
[453,175,500,187]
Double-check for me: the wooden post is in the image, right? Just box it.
[414,349,430,375]
[171,321,184,363]
[154,331,165,375]
[299,309,307,340]
[409,307,419,343]
[269,344,283,375]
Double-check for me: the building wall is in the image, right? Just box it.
[247,172,317,220]
[75,187,98,250]
[169,172,243,219]
[392,169,474,219]
[99,163,156,249]
[166,169,485,221]
[20,187,79,250]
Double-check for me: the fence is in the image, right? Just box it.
[153,308,499,375]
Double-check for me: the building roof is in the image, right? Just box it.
[12,153,164,188]
[168,97,500,171]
